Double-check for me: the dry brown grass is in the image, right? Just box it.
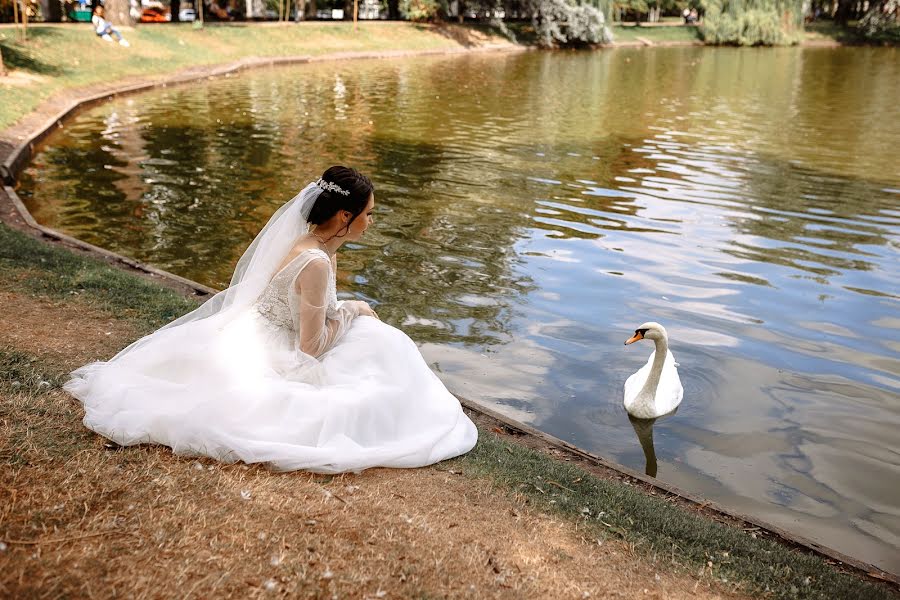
[0,289,139,365]
[0,285,750,598]
[0,408,744,599]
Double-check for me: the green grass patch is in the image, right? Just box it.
[455,428,895,600]
[0,346,76,466]
[0,345,65,398]
[0,22,509,130]
[611,23,703,42]
[0,224,199,330]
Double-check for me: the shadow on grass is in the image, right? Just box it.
[806,20,900,45]
[412,21,528,48]
[0,28,67,76]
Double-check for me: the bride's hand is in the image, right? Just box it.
[350,301,380,320]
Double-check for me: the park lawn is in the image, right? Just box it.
[611,23,703,42]
[0,21,511,130]
[0,221,895,599]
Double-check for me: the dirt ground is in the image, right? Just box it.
[0,286,749,599]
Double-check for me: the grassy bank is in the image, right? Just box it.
[804,20,900,45]
[611,23,702,43]
[0,222,895,599]
[0,21,511,130]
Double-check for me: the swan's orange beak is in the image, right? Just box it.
[625,332,643,345]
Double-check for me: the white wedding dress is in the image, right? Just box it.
[65,222,478,473]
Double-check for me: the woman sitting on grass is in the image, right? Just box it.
[91,5,130,47]
[65,166,478,474]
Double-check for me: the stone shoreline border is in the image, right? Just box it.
[1,43,896,587]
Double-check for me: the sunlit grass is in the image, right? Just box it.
[611,23,703,42]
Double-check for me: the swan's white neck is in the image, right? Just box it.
[639,335,668,400]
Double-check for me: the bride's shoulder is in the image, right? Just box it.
[277,244,330,274]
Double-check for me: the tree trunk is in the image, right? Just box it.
[246,0,265,18]
[12,0,19,39]
[834,0,854,23]
[295,0,304,20]
[40,0,63,21]
[388,0,400,19]
[106,0,136,26]
[171,0,181,22]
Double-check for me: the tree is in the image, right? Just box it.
[699,0,804,45]
[105,0,135,25]
[530,0,613,46]
[857,0,900,39]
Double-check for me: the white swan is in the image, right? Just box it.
[623,322,683,420]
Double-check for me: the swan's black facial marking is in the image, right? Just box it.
[625,328,647,345]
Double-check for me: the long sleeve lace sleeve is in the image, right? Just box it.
[290,257,359,358]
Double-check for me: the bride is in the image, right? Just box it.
[64,166,478,473]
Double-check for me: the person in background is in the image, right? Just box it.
[92,5,130,47]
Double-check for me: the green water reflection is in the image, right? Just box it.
[19,46,900,571]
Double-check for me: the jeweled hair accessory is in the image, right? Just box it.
[315,178,350,196]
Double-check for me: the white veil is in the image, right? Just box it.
[110,182,325,360]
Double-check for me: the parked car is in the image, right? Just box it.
[178,7,196,20]
[140,7,170,21]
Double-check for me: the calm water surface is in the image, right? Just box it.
[20,47,900,571]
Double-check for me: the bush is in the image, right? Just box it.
[399,0,442,21]
[699,0,804,45]
[531,0,614,46]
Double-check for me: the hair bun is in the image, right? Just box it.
[307,166,374,229]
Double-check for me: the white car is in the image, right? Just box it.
[178,8,196,20]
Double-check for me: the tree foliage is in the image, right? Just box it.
[531,0,613,46]
[699,0,803,44]
[858,0,900,41]
[399,0,442,20]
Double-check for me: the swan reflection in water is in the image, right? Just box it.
[628,410,677,477]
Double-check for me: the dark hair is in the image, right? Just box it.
[307,166,374,237]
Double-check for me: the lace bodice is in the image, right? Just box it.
[254,249,338,331]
